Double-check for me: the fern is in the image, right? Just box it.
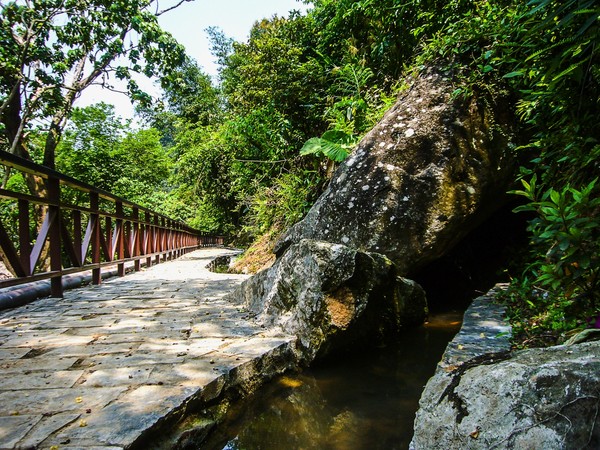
[525,36,578,63]
[551,60,585,83]
[333,62,374,98]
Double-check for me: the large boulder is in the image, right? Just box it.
[275,67,518,275]
[411,293,600,449]
[230,239,427,363]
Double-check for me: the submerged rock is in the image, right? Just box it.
[230,239,427,363]
[411,292,600,449]
[275,67,517,275]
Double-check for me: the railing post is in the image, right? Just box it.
[153,214,159,265]
[145,211,152,268]
[176,223,181,257]
[47,176,63,297]
[133,207,140,271]
[168,219,173,261]
[73,210,82,266]
[164,218,169,261]
[160,217,166,262]
[105,215,112,261]
[116,202,125,277]
[173,222,178,259]
[90,192,101,285]
[18,199,31,276]
[123,216,131,258]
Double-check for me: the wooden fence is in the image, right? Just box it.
[0,150,223,297]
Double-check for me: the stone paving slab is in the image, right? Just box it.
[0,248,296,449]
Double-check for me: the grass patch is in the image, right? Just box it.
[230,230,280,275]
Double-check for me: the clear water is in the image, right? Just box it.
[200,312,462,450]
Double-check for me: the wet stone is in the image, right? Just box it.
[439,290,511,370]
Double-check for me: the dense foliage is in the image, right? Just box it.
[421,0,600,343]
[56,103,171,206]
[143,5,410,237]
[186,0,598,340]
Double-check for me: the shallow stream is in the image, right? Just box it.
[201,311,462,450]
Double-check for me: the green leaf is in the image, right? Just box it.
[322,130,354,146]
[509,189,530,197]
[558,239,571,251]
[320,140,349,162]
[513,204,536,213]
[300,137,325,157]
[579,255,591,269]
[503,71,525,78]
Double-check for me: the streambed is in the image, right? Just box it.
[200,311,462,450]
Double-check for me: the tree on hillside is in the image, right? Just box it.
[0,0,187,176]
[219,14,326,137]
[136,58,223,148]
[56,103,170,206]
[56,102,125,191]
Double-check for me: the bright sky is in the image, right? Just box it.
[76,0,311,119]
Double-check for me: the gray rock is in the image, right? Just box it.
[275,67,517,275]
[439,290,512,371]
[411,293,600,450]
[230,239,427,363]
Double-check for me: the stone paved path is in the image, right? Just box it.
[0,248,295,449]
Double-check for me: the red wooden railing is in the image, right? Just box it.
[0,150,223,297]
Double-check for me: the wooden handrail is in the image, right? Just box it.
[0,150,224,297]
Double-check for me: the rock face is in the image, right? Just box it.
[230,239,427,363]
[275,68,517,275]
[411,292,600,449]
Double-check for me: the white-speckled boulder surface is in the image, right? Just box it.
[275,67,517,275]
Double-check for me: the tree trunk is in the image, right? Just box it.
[1,81,53,273]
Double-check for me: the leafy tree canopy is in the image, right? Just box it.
[0,0,187,169]
[56,102,170,206]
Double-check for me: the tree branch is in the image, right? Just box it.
[157,0,192,16]
[0,81,20,117]
[89,81,130,96]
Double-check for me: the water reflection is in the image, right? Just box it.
[199,312,462,450]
